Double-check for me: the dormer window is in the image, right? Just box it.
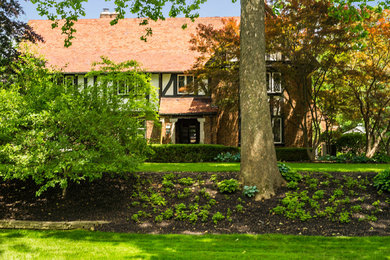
[178,75,194,95]
[267,72,282,94]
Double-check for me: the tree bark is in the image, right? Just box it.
[240,0,285,200]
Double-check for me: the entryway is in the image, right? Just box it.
[176,119,200,144]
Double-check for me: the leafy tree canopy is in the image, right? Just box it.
[325,10,390,157]
[0,53,158,196]
[0,0,42,68]
[189,18,240,111]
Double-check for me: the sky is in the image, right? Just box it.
[19,0,241,22]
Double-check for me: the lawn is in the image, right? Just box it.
[138,162,241,172]
[138,162,389,173]
[1,230,390,259]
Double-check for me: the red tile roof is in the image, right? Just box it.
[28,17,238,73]
[159,97,218,115]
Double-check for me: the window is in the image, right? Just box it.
[272,117,283,144]
[266,72,282,94]
[64,75,78,92]
[268,96,283,116]
[265,53,282,61]
[177,75,194,94]
[269,95,283,144]
[117,79,142,96]
[64,75,74,85]
[117,79,130,95]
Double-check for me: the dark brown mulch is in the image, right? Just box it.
[0,171,389,236]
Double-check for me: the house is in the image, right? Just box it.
[28,9,307,147]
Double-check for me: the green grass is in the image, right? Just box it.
[0,230,389,259]
[138,162,240,172]
[287,162,390,173]
[138,162,389,173]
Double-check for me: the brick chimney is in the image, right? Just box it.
[100,8,118,19]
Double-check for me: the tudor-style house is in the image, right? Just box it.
[28,9,306,147]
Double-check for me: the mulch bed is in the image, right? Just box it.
[0,171,389,236]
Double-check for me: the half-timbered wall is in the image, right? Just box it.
[60,71,308,147]
[64,72,207,100]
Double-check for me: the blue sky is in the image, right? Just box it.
[20,0,241,22]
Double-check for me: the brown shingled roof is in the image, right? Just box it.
[28,17,238,73]
[159,97,218,115]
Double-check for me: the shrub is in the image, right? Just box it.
[243,186,259,197]
[287,181,299,189]
[318,152,390,164]
[162,209,174,219]
[199,209,209,222]
[147,145,311,163]
[178,177,195,186]
[277,163,302,182]
[372,153,390,163]
[1,55,157,196]
[373,170,390,192]
[214,152,240,162]
[212,212,225,224]
[147,144,239,163]
[217,179,240,193]
[335,133,366,154]
[276,148,311,161]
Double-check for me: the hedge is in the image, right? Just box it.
[335,133,366,154]
[146,144,310,163]
[147,144,240,163]
[275,147,310,162]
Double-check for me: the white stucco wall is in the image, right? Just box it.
[162,74,174,96]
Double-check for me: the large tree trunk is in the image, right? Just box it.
[240,0,285,200]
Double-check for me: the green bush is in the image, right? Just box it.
[373,170,390,192]
[243,186,259,197]
[212,212,225,224]
[277,163,302,182]
[217,179,240,193]
[335,133,366,155]
[214,152,240,162]
[372,153,390,163]
[318,152,390,164]
[147,145,310,163]
[0,54,157,196]
[147,144,239,163]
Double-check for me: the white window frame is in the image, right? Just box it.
[117,79,130,95]
[265,53,282,61]
[117,79,142,96]
[267,72,282,94]
[177,74,194,95]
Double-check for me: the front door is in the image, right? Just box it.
[176,119,200,144]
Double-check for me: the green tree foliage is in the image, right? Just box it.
[266,0,356,161]
[0,0,42,72]
[0,53,158,196]
[326,11,390,158]
[189,18,240,111]
[27,0,390,198]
